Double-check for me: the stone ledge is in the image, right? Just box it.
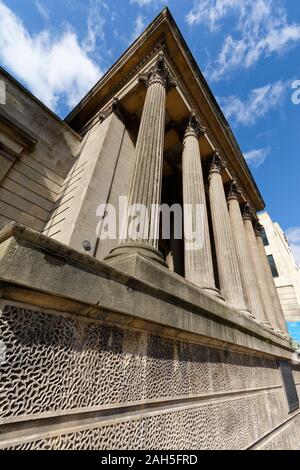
[0,223,293,359]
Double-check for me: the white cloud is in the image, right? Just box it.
[285,227,300,266]
[218,80,287,125]
[131,0,166,7]
[131,0,152,4]
[131,14,146,42]
[186,0,300,81]
[243,148,270,168]
[186,0,242,29]
[0,1,101,112]
[36,1,50,21]
[83,0,106,53]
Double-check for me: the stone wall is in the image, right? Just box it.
[0,69,80,232]
[1,301,299,450]
[0,70,136,258]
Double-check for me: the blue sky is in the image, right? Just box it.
[0,0,300,262]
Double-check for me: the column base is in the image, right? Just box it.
[274,331,291,342]
[104,242,168,269]
[202,287,224,301]
[274,328,285,336]
[240,309,257,321]
[258,320,275,331]
[258,324,290,341]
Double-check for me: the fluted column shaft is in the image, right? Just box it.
[208,153,247,310]
[105,54,176,267]
[243,214,273,327]
[255,227,288,335]
[126,62,167,248]
[182,113,216,294]
[228,184,260,319]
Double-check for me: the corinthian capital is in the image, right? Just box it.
[139,52,177,90]
[184,111,206,139]
[242,202,254,221]
[254,221,264,238]
[228,179,242,201]
[209,151,226,174]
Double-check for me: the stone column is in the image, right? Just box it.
[208,152,247,311]
[182,112,218,296]
[105,52,176,266]
[255,222,289,336]
[243,204,273,329]
[227,181,260,320]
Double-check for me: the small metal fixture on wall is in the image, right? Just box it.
[82,240,92,252]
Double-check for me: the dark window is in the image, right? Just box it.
[261,227,269,246]
[268,254,279,278]
[278,360,299,413]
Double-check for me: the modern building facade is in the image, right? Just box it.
[259,212,300,344]
[0,9,299,450]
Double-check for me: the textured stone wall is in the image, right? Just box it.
[255,414,300,450]
[1,302,300,450]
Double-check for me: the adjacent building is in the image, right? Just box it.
[0,8,299,450]
[259,212,300,344]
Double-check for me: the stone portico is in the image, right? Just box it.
[0,8,299,450]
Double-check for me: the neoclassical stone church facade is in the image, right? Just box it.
[0,8,299,449]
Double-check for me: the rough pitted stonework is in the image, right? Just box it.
[5,390,295,450]
[1,302,299,450]
[256,415,300,450]
[0,304,282,422]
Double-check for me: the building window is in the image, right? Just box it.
[267,254,279,278]
[261,227,269,246]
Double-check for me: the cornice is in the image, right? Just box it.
[0,107,38,152]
